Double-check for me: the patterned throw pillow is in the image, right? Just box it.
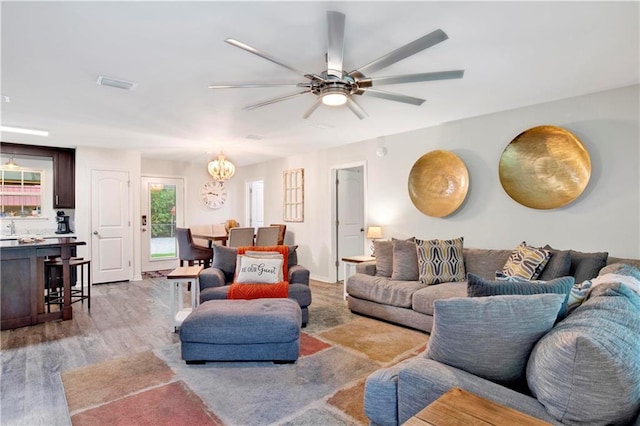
[501,242,551,280]
[416,237,465,285]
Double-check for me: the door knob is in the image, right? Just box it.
[142,228,147,232]
[93,231,99,235]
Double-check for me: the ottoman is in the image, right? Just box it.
[180,298,302,364]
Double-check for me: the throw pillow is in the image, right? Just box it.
[241,252,285,281]
[501,242,550,280]
[537,247,571,280]
[415,237,465,285]
[288,245,299,267]
[212,245,238,283]
[373,240,393,277]
[234,255,283,284]
[544,245,608,283]
[468,272,574,319]
[391,239,419,281]
[527,284,640,425]
[425,294,565,385]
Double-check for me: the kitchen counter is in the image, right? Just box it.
[0,233,77,241]
[1,237,86,330]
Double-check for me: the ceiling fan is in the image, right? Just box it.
[208,11,464,120]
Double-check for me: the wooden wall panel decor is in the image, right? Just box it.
[283,168,304,222]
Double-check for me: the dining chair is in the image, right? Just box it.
[176,228,212,267]
[225,219,239,233]
[227,227,255,247]
[270,223,287,245]
[255,226,280,246]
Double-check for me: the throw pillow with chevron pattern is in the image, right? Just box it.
[416,237,465,285]
[501,242,551,280]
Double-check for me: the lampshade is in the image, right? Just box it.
[366,226,383,239]
[207,153,235,181]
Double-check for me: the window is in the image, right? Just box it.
[1,168,43,217]
[283,168,304,222]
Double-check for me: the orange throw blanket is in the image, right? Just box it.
[227,245,290,300]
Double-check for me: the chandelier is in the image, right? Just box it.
[207,153,235,181]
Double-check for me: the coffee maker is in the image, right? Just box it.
[55,210,72,234]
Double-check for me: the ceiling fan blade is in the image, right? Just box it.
[243,90,311,110]
[359,70,465,87]
[225,38,309,78]
[302,98,323,119]
[346,98,369,120]
[360,88,425,106]
[326,11,346,78]
[208,82,309,89]
[351,29,449,76]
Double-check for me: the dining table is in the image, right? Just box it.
[191,231,229,248]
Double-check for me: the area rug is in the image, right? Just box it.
[61,311,429,425]
[141,269,173,279]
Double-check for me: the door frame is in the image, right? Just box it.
[245,178,265,230]
[90,168,133,284]
[330,161,368,283]
[140,175,186,272]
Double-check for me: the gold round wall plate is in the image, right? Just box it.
[408,150,469,217]
[499,125,591,209]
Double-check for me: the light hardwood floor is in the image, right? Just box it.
[0,276,345,425]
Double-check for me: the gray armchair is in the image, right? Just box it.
[199,245,311,326]
[176,228,212,268]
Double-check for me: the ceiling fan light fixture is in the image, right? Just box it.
[322,92,347,106]
[207,153,236,181]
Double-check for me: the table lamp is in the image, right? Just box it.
[366,226,383,256]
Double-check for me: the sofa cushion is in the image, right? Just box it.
[462,248,512,280]
[373,240,393,277]
[467,273,574,319]
[425,294,564,385]
[501,242,551,280]
[415,237,465,285]
[347,274,423,308]
[411,282,467,316]
[527,283,640,425]
[391,239,419,281]
[212,245,238,283]
[537,247,571,280]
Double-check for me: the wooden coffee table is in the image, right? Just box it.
[403,387,551,425]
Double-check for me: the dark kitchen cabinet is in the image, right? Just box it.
[0,142,76,209]
[53,149,75,208]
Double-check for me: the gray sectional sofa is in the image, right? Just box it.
[347,245,638,333]
[348,243,640,425]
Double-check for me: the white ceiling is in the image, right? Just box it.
[1,1,638,167]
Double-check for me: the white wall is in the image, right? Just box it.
[75,147,142,280]
[74,84,639,284]
[236,84,640,282]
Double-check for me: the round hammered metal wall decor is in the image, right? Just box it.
[408,150,469,217]
[499,125,591,209]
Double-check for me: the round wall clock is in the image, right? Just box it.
[200,180,227,209]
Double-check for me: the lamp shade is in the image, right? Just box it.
[366,226,383,239]
[207,153,235,181]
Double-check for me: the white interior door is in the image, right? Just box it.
[91,170,131,284]
[141,176,184,272]
[247,180,264,229]
[336,167,364,281]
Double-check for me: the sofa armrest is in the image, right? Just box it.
[397,358,559,425]
[289,264,310,285]
[356,260,377,276]
[199,267,226,291]
[365,358,416,426]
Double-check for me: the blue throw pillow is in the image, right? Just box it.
[467,272,574,320]
[425,294,565,385]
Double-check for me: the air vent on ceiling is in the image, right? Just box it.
[97,75,138,91]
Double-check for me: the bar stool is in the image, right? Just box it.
[44,257,91,312]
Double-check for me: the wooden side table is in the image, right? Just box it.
[403,387,551,426]
[167,265,203,332]
[341,255,375,300]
